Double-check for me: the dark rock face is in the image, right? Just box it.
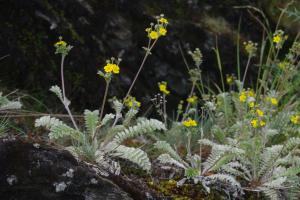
[0,0,298,111]
[0,138,132,200]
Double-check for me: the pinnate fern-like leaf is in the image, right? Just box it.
[113,144,151,171]
[35,116,84,142]
[113,119,166,144]
[154,140,187,166]
[50,85,63,101]
[84,109,99,135]
[123,108,138,126]
[157,153,187,169]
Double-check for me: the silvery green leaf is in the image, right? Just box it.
[50,85,63,101]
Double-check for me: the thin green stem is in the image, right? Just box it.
[242,55,252,87]
[99,80,110,123]
[237,17,242,81]
[124,39,157,101]
[93,80,110,140]
[213,47,225,92]
[182,82,196,121]
[256,34,266,93]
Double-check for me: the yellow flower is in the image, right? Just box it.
[159,27,167,36]
[290,115,300,124]
[159,17,168,24]
[251,119,258,128]
[226,74,234,85]
[256,109,264,117]
[273,30,288,49]
[247,90,255,97]
[112,64,120,74]
[278,61,290,70]
[104,63,113,73]
[239,92,247,103]
[187,95,198,104]
[183,119,197,127]
[251,119,265,128]
[124,96,141,109]
[158,82,170,95]
[248,101,255,108]
[270,98,278,106]
[149,31,159,40]
[260,120,266,127]
[104,63,120,74]
[244,41,257,56]
[54,40,67,47]
[273,35,281,44]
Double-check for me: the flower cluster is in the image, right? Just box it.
[273,30,288,49]
[278,61,290,70]
[243,41,258,57]
[182,118,197,127]
[124,96,141,109]
[54,36,73,56]
[290,115,300,125]
[98,57,121,81]
[188,48,203,67]
[256,108,264,117]
[158,81,170,95]
[145,14,168,40]
[250,119,266,128]
[226,74,236,85]
[250,107,266,128]
[104,63,120,74]
[239,89,255,103]
[265,96,278,106]
[187,95,198,105]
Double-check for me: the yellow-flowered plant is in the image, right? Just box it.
[104,63,120,74]
[152,8,300,199]
[248,101,255,108]
[239,89,255,103]
[148,31,159,40]
[145,14,168,40]
[182,118,197,127]
[256,108,264,117]
[54,36,73,56]
[159,17,168,24]
[98,57,121,83]
[124,96,141,109]
[250,119,266,128]
[278,61,290,70]
[187,95,198,105]
[290,115,300,124]
[265,97,278,106]
[158,81,170,95]
[273,30,288,49]
[239,91,247,102]
[243,41,257,57]
[36,18,170,176]
[226,74,235,85]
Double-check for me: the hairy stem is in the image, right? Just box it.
[60,55,79,131]
[93,80,110,140]
[163,94,167,125]
[61,55,66,99]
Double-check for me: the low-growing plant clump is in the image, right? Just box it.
[1,4,300,200]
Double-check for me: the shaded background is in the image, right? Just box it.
[0,0,299,113]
